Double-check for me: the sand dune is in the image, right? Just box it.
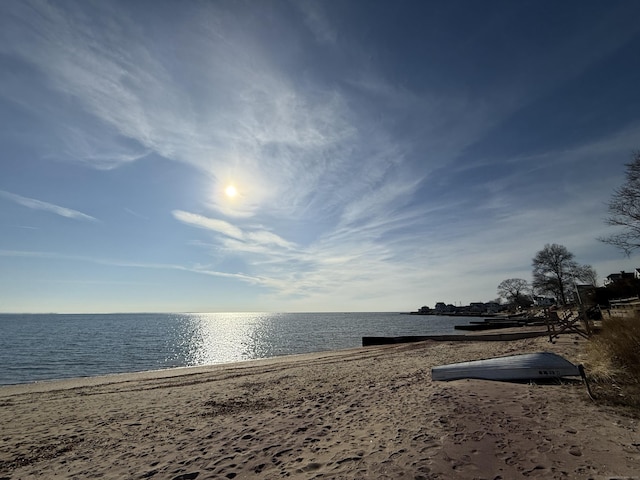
[1,335,638,479]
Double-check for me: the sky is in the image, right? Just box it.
[1,0,640,313]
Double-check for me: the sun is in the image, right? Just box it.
[225,185,238,197]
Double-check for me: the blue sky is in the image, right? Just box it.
[1,0,640,313]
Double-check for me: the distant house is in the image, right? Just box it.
[484,301,502,314]
[533,295,555,307]
[469,302,484,313]
[604,271,637,286]
[434,302,454,312]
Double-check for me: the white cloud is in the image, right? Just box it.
[172,211,243,239]
[246,231,296,249]
[0,248,269,286]
[173,210,296,251]
[0,190,97,222]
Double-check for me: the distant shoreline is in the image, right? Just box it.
[407,311,497,317]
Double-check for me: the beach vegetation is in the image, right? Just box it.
[601,151,640,256]
[586,315,640,412]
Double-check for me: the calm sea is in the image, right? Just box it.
[0,312,469,386]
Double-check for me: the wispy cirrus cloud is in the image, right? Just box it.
[0,0,444,235]
[0,1,365,220]
[0,190,97,222]
[173,211,244,240]
[172,210,296,250]
[0,248,268,286]
[172,206,435,306]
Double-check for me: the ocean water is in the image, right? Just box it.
[0,312,470,386]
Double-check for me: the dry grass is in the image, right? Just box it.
[585,316,640,413]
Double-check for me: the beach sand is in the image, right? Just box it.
[1,335,639,479]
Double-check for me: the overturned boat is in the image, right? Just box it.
[431,352,581,381]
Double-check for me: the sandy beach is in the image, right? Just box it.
[1,334,639,479]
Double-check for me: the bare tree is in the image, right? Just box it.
[497,278,531,306]
[573,264,598,287]
[532,244,579,305]
[602,151,640,255]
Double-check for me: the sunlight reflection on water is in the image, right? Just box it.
[181,312,258,365]
[0,312,464,384]
[168,312,370,366]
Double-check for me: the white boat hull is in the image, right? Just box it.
[431,352,580,381]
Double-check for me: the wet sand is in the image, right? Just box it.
[1,335,639,479]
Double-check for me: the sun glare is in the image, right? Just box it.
[225,185,238,197]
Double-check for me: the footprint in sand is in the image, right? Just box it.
[171,473,199,480]
[568,446,582,456]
